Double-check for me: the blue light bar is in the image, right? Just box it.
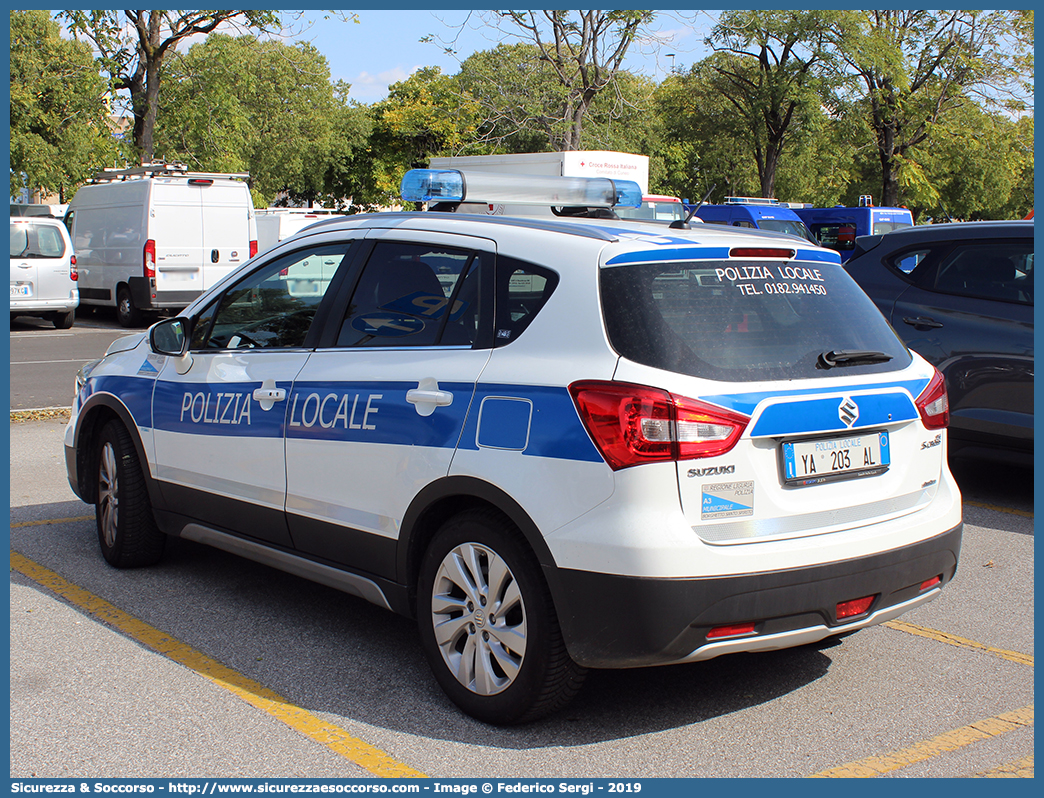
[400,169,643,209]
[401,169,464,203]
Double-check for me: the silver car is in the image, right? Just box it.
[10,216,79,328]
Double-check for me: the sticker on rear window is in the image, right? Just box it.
[701,481,754,520]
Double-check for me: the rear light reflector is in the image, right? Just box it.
[707,622,756,640]
[143,239,156,278]
[249,239,258,258]
[915,368,949,430]
[837,595,876,620]
[568,381,750,470]
[70,254,78,281]
[729,247,795,259]
[920,576,942,591]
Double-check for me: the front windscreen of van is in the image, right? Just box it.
[757,219,818,243]
[601,258,911,382]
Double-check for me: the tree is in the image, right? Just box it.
[832,10,1033,207]
[705,10,840,198]
[9,10,120,201]
[59,10,282,161]
[156,34,370,207]
[454,43,659,156]
[439,10,657,151]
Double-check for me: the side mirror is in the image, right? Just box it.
[150,317,189,356]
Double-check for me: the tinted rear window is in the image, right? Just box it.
[601,258,911,381]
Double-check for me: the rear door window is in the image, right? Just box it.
[601,257,910,382]
[335,241,485,348]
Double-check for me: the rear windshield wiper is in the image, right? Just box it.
[817,349,893,369]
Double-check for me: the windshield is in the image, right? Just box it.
[757,219,818,243]
[601,258,911,382]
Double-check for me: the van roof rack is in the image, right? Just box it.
[723,196,783,206]
[91,162,249,183]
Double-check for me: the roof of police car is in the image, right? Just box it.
[289,209,832,257]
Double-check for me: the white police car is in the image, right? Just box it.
[65,170,962,725]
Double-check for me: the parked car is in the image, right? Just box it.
[10,216,78,328]
[66,169,962,725]
[845,220,1033,465]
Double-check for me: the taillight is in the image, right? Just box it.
[143,239,156,278]
[915,368,949,430]
[249,239,258,258]
[568,381,750,470]
[70,254,78,281]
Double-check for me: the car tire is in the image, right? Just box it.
[53,309,75,329]
[116,286,143,328]
[95,419,165,568]
[417,508,586,725]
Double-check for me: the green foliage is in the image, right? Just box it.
[156,35,371,208]
[10,10,121,199]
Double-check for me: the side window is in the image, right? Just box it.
[192,242,353,350]
[336,241,482,348]
[932,241,1034,304]
[494,256,559,347]
[888,248,933,276]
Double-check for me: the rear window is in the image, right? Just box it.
[873,220,912,235]
[10,222,67,258]
[601,258,911,381]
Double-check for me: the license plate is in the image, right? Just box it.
[10,284,31,297]
[782,430,889,486]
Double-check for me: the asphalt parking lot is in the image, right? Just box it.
[8,412,1034,779]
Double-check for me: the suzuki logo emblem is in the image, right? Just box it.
[839,397,859,428]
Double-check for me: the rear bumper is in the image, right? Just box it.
[549,521,962,668]
[10,297,78,314]
[129,277,200,310]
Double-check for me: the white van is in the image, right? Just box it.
[255,208,340,255]
[64,163,257,327]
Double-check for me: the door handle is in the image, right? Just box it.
[406,378,453,417]
[252,380,286,411]
[406,389,453,406]
[902,316,944,329]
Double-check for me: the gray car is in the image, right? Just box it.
[845,220,1033,465]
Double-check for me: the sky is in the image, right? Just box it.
[274,10,717,104]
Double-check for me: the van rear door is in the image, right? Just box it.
[151,181,205,297]
[200,182,253,290]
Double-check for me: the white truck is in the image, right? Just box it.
[64,163,257,327]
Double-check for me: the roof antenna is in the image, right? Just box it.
[670,183,716,230]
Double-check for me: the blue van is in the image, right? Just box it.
[694,197,817,243]
[793,203,914,262]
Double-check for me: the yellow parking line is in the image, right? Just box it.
[811,705,1034,777]
[964,499,1033,519]
[972,754,1034,778]
[10,550,428,778]
[11,515,94,528]
[884,620,1034,667]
